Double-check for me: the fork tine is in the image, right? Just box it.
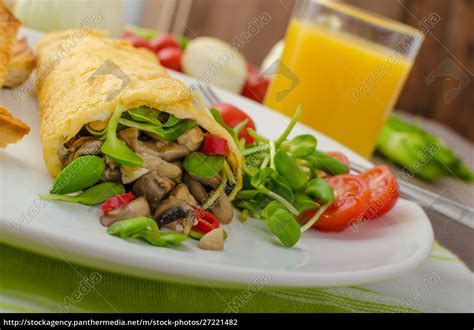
[194,83,212,107]
[206,85,221,104]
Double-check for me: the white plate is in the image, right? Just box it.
[0,29,433,288]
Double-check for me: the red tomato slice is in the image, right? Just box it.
[241,64,270,103]
[157,47,183,72]
[149,33,180,53]
[212,102,256,144]
[361,165,400,219]
[304,175,371,232]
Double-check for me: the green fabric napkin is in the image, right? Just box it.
[0,242,471,313]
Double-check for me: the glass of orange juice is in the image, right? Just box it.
[264,0,424,158]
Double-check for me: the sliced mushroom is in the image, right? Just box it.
[156,143,190,162]
[62,137,103,166]
[105,156,120,170]
[144,131,167,146]
[199,228,224,251]
[183,174,208,204]
[101,167,122,182]
[177,126,204,151]
[100,197,151,227]
[132,171,175,210]
[171,183,198,205]
[153,196,194,228]
[189,174,221,189]
[121,165,150,184]
[138,153,182,179]
[74,139,102,157]
[210,194,233,224]
[118,128,161,157]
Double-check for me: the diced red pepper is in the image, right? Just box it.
[192,206,219,234]
[200,135,229,156]
[100,192,135,214]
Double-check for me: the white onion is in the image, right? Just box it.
[12,0,124,37]
[182,37,247,94]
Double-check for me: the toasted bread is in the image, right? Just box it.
[0,1,20,86]
[0,105,30,148]
[3,38,35,88]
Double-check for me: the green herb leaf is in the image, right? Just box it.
[271,175,294,203]
[305,178,334,204]
[119,118,196,141]
[294,192,320,213]
[305,150,348,176]
[108,216,188,247]
[157,120,196,141]
[274,150,308,190]
[41,182,125,205]
[161,114,181,127]
[108,216,156,237]
[260,201,284,220]
[236,190,261,200]
[128,106,162,125]
[250,167,275,188]
[50,156,105,194]
[183,152,224,179]
[281,134,317,158]
[101,106,143,167]
[265,208,301,247]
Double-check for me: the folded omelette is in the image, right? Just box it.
[36,30,242,225]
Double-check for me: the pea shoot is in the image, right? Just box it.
[231,106,343,248]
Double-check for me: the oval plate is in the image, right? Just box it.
[0,29,433,288]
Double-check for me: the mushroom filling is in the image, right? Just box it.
[58,106,237,230]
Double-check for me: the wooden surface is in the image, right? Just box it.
[152,0,473,142]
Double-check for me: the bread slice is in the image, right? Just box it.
[3,38,35,88]
[0,105,30,148]
[0,1,20,86]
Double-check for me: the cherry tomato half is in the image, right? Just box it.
[361,165,400,219]
[123,34,150,49]
[304,175,371,232]
[157,47,183,72]
[241,64,270,103]
[212,102,256,144]
[149,33,180,53]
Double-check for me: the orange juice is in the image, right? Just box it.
[265,18,415,158]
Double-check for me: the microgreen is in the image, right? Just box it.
[274,150,308,190]
[107,217,188,247]
[305,178,335,204]
[305,150,349,176]
[41,182,125,205]
[50,156,105,194]
[101,105,143,167]
[183,152,224,179]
